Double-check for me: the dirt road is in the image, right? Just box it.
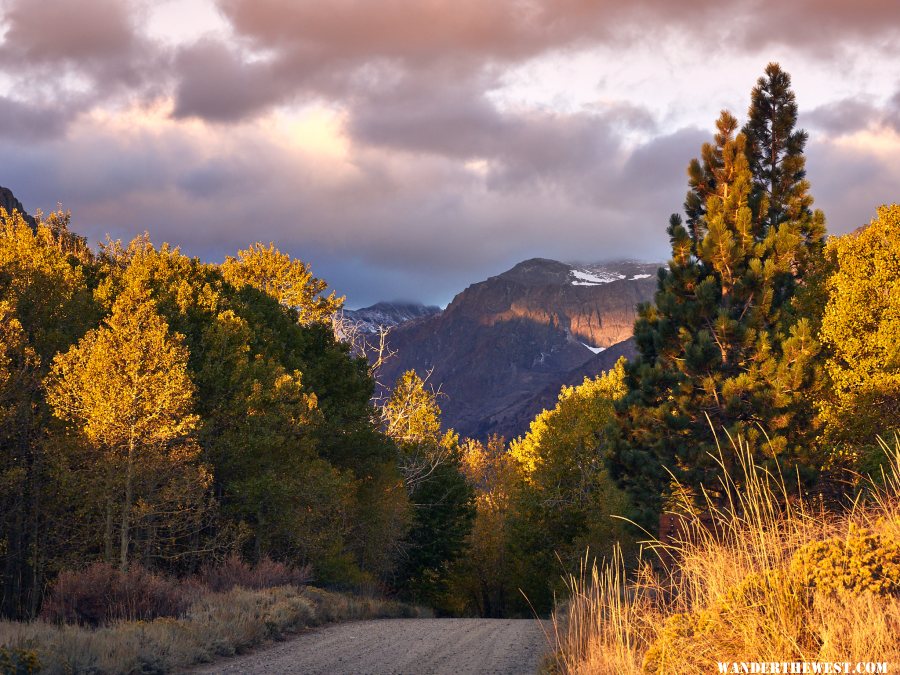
[190,618,551,675]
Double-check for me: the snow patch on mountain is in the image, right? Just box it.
[567,261,660,287]
[570,269,625,285]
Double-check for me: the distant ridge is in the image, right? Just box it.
[343,301,442,334]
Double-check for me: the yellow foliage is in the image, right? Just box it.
[789,522,900,596]
[509,358,627,479]
[46,284,210,569]
[555,440,900,674]
[819,204,900,451]
[0,646,40,675]
[47,285,198,450]
[382,370,442,446]
[221,242,343,325]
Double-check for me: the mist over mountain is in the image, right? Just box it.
[374,258,660,440]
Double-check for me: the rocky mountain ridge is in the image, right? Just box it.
[374,258,660,440]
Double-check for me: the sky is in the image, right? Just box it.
[1,0,899,308]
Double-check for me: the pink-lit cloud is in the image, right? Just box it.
[1,0,899,305]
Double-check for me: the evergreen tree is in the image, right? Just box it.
[607,65,826,526]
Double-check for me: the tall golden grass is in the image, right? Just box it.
[553,437,900,674]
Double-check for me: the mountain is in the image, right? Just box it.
[0,186,36,228]
[377,258,659,440]
[342,301,442,334]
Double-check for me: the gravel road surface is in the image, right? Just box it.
[190,618,550,674]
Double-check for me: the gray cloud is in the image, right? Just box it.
[0,100,691,306]
[0,0,167,135]
[886,89,900,132]
[0,0,136,69]
[806,136,900,235]
[0,96,74,140]
[171,39,285,122]
[3,0,900,306]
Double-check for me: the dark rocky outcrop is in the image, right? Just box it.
[0,186,36,228]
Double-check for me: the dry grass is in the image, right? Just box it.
[553,437,900,674]
[0,585,424,674]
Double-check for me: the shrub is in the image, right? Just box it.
[0,647,40,675]
[200,553,312,592]
[40,562,195,626]
[789,522,900,596]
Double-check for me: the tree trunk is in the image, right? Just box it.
[120,431,134,571]
[105,500,114,563]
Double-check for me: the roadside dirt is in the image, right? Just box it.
[189,617,551,675]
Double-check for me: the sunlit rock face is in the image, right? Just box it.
[375,258,659,440]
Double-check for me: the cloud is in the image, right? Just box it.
[0,100,691,305]
[0,96,75,140]
[0,0,136,67]
[886,89,900,133]
[0,0,167,136]
[2,0,899,306]
[803,98,881,136]
[806,128,900,234]
[171,39,285,122]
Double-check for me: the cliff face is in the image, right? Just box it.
[377,258,659,440]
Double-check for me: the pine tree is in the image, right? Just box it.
[607,65,826,526]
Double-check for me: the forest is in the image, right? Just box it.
[1,62,899,671]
